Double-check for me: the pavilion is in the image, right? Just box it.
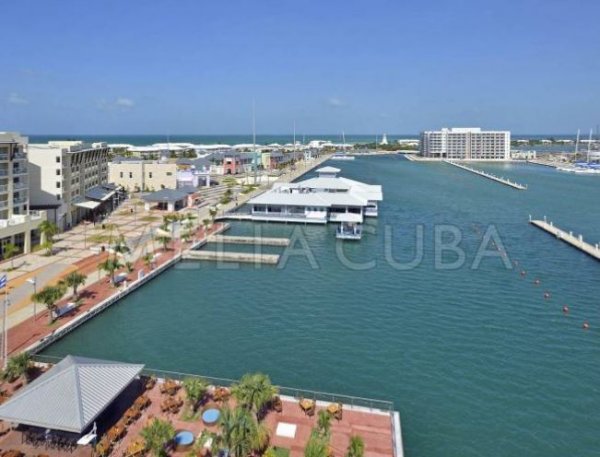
[0,355,144,435]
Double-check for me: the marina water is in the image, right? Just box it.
[43,156,600,457]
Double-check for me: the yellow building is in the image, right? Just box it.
[109,158,177,192]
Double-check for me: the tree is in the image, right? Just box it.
[345,436,364,457]
[155,235,171,251]
[38,220,58,255]
[304,430,328,457]
[143,253,154,270]
[182,377,208,411]
[202,219,211,231]
[112,235,130,258]
[2,352,32,382]
[61,271,87,299]
[31,283,67,324]
[212,406,268,457]
[209,207,218,224]
[317,410,332,438]
[99,258,122,284]
[232,372,278,419]
[141,418,175,457]
[3,243,19,270]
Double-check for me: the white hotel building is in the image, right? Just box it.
[420,128,511,160]
[0,132,46,255]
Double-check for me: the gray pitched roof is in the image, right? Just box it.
[0,355,144,433]
[142,188,188,203]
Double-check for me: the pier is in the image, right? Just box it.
[208,234,290,246]
[529,216,600,260]
[444,160,528,189]
[182,250,280,264]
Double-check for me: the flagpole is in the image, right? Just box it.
[2,289,7,369]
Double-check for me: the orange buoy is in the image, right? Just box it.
[562,305,569,314]
[583,321,590,330]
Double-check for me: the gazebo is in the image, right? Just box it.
[0,355,144,436]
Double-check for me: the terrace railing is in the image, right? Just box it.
[32,354,394,413]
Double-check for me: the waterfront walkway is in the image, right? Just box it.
[529,216,600,260]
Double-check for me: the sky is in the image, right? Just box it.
[1,0,599,135]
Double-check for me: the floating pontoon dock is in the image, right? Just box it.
[208,235,290,246]
[182,250,280,264]
[445,160,527,190]
[529,216,600,261]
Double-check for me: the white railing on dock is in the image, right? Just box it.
[444,160,527,190]
[529,215,600,260]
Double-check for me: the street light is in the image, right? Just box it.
[26,277,37,320]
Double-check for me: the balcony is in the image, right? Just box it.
[0,201,9,209]
[12,167,27,176]
[0,185,7,193]
[13,182,28,190]
[0,154,8,161]
[13,197,28,205]
[0,169,9,177]
[13,153,27,161]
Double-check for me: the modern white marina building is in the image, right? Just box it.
[246,166,382,224]
[420,127,511,160]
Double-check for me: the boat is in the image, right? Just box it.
[558,129,600,174]
[336,221,362,240]
[331,152,355,161]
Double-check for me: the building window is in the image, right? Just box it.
[149,172,153,178]
[166,172,172,176]
[56,182,60,188]
[56,169,61,175]
[120,172,123,178]
[55,156,61,163]
[129,172,133,178]
[56,194,61,200]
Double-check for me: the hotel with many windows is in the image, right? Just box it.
[420,128,511,160]
[0,132,46,255]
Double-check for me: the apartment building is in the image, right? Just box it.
[420,128,511,160]
[28,141,114,229]
[109,157,178,192]
[0,132,46,255]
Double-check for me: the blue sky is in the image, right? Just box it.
[1,0,599,134]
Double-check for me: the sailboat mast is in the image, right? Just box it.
[575,129,580,156]
[252,100,257,185]
[587,128,592,163]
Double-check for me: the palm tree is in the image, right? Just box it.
[31,283,67,324]
[345,436,364,457]
[202,219,211,231]
[61,271,87,299]
[182,377,208,412]
[2,352,32,382]
[213,406,268,457]
[140,418,174,457]
[2,243,19,270]
[232,372,279,419]
[38,220,58,255]
[304,430,328,457]
[112,234,130,258]
[155,234,171,251]
[317,410,332,438]
[143,253,154,270]
[98,258,122,284]
[209,207,218,225]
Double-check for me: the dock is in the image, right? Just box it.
[444,160,527,190]
[182,250,280,264]
[208,234,290,246]
[529,216,600,260]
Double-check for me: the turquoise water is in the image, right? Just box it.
[42,157,600,457]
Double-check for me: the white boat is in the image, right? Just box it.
[331,152,355,161]
[336,221,362,240]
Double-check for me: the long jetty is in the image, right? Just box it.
[444,160,527,190]
[182,250,280,264]
[529,216,600,260]
[208,234,290,246]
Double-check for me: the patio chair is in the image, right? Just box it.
[272,396,283,413]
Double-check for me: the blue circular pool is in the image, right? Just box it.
[175,430,194,446]
[202,408,220,424]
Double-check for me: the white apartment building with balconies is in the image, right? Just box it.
[420,128,511,160]
[28,141,113,229]
[0,132,46,255]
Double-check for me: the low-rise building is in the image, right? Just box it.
[109,157,177,192]
[420,127,511,160]
[28,140,115,229]
[0,132,46,255]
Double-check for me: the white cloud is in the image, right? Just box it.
[115,97,135,108]
[326,97,346,108]
[97,97,135,111]
[7,93,29,105]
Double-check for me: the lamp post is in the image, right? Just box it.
[26,277,37,320]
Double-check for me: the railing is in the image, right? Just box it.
[0,185,7,193]
[12,168,27,175]
[0,201,8,209]
[13,182,28,190]
[0,154,8,161]
[13,197,28,205]
[13,153,27,160]
[31,354,394,412]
